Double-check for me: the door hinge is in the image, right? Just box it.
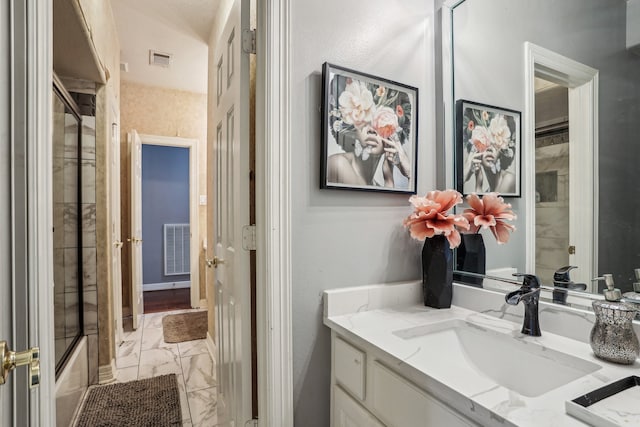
[242,29,256,54]
[242,224,257,250]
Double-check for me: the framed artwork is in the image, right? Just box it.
[320,62,418,194]
[456,99,521,197]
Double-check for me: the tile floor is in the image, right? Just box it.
[115,309,217,426]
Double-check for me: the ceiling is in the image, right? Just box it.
[110,0,220,94]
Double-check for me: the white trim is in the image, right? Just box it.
[138,134,201,308]
[143,281,191,292]
[523,42,598,288]
[206,331,217,362]
[199,298,207,309]
[98,360,117,384]
[256,0,294,425]
[27,0,56,424]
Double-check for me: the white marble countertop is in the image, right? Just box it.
[323,281,640,427]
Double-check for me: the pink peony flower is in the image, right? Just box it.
[469,126,491,153]
[372,106,399,139]
[488,114,511,150]
[338,81,375,129]
[403,189,470,248]
[462,193,516,244]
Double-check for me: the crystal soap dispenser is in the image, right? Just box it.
[590,274,639,364]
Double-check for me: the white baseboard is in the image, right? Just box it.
[98,359,116,384]
[206,331,217,363]
[143,281,191,292]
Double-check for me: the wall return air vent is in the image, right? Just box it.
[149,50,172,68]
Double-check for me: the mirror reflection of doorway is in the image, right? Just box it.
[534,78,570,285]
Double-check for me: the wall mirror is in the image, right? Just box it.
[443,0,640,298]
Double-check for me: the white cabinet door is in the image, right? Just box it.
[334,386,385,427]
[371,362,477,427]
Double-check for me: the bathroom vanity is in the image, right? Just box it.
[324,281,640,427]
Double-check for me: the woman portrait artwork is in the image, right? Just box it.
[321,63,418,193]
[456,100,520,197]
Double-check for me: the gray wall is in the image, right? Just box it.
[141,144,190,284]
[291,0,436,425]
[452,0,640,287]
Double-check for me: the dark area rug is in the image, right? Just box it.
[162,310,208,343]
[75,374,181,427]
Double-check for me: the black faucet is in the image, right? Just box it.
[552,266,587,305]
[505,273,541,336]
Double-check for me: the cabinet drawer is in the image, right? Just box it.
[334,337,366,400]
[371,361,476,427]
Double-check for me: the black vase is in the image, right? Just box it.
[455,233,486,287]
[422,235,453,308]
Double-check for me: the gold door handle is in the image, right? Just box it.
[0,341,40,388]
[206,257,225,268]
[127,237,143,244]
[113,240,123,248]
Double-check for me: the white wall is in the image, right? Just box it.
[291,1,436,424]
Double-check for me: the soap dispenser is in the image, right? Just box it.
[590,274,639,364]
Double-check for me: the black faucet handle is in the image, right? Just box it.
[554,265,577,283]
[512,273,541,289]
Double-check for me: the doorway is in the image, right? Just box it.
[534,78,570,285]
[524,42,599,288]
[122,132,202,331]
[140,144,193,313]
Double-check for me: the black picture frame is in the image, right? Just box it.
[455,99,521,197]
[320,62,418,194]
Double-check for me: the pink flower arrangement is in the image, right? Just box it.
[403,189,470,248]
[462,193,516,244]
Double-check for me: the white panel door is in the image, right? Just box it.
[1,0,49,423]
[130,130,144,329]
[111,113,124,344]
[213,0,252,424]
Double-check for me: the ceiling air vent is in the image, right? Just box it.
[149,50,172,68]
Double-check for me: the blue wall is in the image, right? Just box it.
[142,145,190,284]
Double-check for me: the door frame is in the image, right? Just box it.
[256,0,294,425]
[24,0,295,425]
[136,133,202,308]
[523,42,599,289]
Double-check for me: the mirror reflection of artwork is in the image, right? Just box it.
[321,63,418,194]
[456,100,521,197]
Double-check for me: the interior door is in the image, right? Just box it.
[1,0,48,423]
[130,130,144,329]
[213,0,252,424]
[111,112,124,344]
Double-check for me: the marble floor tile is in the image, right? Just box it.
[115,339,141,369]
[140,327,179,352]
[143,312,166,329]
[178,339,209,358]
[138,348,183,379]
[115,366,138,383]
[187,387,217,427]
[176,374,191,424]
[182,353,216,392]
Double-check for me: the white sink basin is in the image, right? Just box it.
[393,319,601,397]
